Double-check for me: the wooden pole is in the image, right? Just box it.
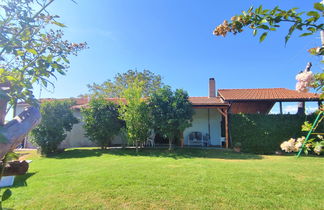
[297,102,305,115]
[279,102,283,114]
[224,109,229,149]
[318,101,322,110]
[216,107,229,148]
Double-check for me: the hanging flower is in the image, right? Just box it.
[295,70,315,92]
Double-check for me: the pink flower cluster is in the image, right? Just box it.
[280,137,305,153]
[295,70,314,92]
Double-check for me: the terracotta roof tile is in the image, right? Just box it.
[40,97,89,105]
[71,98,126,109]
[218,88,320,101]
[27,96,228,109]
[71,97,228,109]
[188,97,228,106]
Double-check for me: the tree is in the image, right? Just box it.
[0,0,86,159]
[88,69,163,98]
[30,100,78,155]
[81,97,124,149]
[118,80,151,152]
[213,2,323,44]
[149,86,194,150]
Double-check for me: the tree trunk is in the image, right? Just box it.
[135,141,138,153]
[168,137,173,151]
[180,131,184,148]
[0,106,41,159]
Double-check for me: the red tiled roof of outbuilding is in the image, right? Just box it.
[218,88,320,101]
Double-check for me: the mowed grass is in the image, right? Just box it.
[5,148,324,209]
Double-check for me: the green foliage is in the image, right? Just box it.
[214,2,324,44]
[81,98,124,149]
[0,0,87,107]
[230,114,324,154]
[149,86,194,150]
[312,73,324,99]
[30,100,78,155]
[87,69,163,98]
[118,79,151,151]
[1,189,11,202]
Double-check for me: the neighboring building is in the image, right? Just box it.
[16,78,321,149]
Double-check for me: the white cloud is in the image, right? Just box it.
[283,105,298,114]
[270,103,319,114]
[283,104,318,114]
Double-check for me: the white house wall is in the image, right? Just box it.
[183,108,222,146]
[16,104,123,148]
[61,111,124,147]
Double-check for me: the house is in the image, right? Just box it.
[16,78,321,149]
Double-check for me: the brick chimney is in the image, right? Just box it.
[209,78,216,98]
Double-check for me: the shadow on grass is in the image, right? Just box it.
[48,148,263,160]
[12,172,37,188]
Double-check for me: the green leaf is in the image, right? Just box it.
[52,21,66,27]
[307,27,316,32]
[257,25,269,30]
[307,11,320,19]
[314,3,324,12]
[259,32,267,42]
[2,189,12,202]
[300,32,313,37]
[247,6,253,13]
[253,29,257,36]
[61,56,70,64]
[260,19,267,24]
[16,50,25,56]
[255,5,263,14]
[27,49,37,55]
[3,152,19,162]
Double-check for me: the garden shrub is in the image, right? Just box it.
[82,97,124,149]
[230,113,323,154]
[30,100,79,155]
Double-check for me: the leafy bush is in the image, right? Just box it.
[82,98,124,149]
[149,86,193,150]
[30,100,78,155]
[230,114,323,154]
[118,80,151,152]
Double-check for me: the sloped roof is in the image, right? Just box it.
[71,97,228,109]
[218,88,320,101]
[188,97,228,106]
[17,97,89,105]
[71,98,126,109]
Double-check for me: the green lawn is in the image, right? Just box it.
[4,148,324,209]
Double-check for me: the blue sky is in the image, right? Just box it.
[39,0,322,113]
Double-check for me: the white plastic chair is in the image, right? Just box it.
[146,130,155,147]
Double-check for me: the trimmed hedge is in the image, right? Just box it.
[230,114,322,154]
